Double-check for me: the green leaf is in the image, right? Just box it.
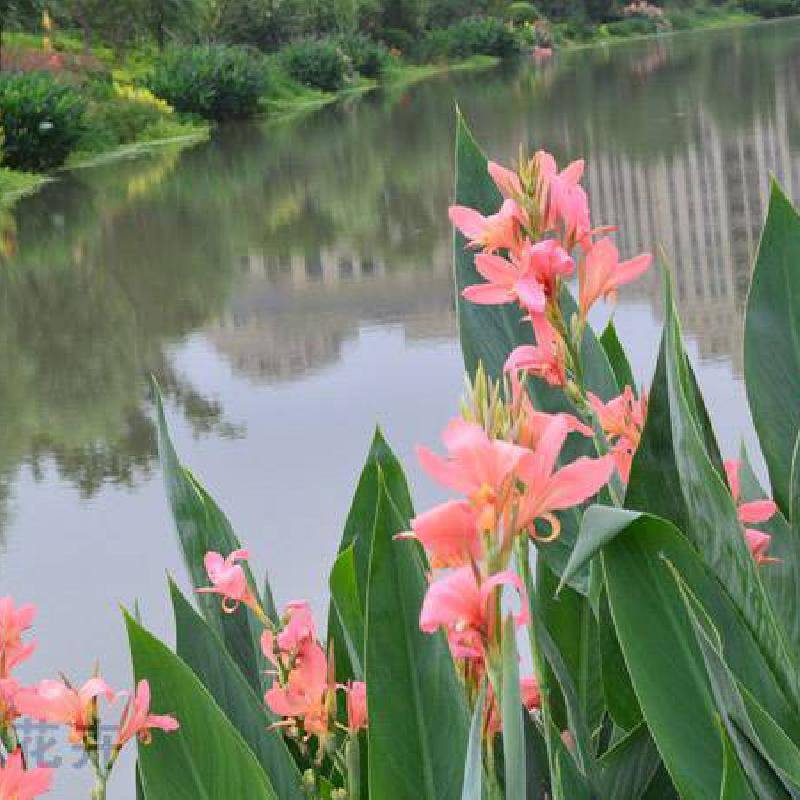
[744,181,800,518]
[169,581,304,799]
[597,723,660,800]
[365,475,469,800]
[462,681,487,800]
[328,428,413,683]
[720,726,757,800]
[625,272,800,710]
[154,385,265,693]
[674,569,800,797]
[501,616,526,800]
[125,612,277,800]
[599,589,641,731]
[600,319,635,393]
[600,510,795,799]
[538,559,604,743]
[329,544,365,679]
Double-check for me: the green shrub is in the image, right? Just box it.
[145,46,266,120]
[280,40,350,92]
[743,0,800,17]
[505,1,542,23]
[337,34,392,79]
[416,17,520,61]
[605,16,660,34]
[379,27,415,53]
[0,72,86,172]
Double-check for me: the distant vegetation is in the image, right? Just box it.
[0,0,793,196]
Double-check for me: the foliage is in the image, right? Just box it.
[742,0,800,18]
[145,45,267,120]
[0,70,86,171]
[337,33,392,78]
[505,0,541,22]
[279,38,351,91]
[415,16,520,61]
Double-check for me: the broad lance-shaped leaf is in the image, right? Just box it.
[154,386,266,693]
[169,581,305,800]
[597,722,661,800]
[567,508,796,799]
[125,612,277,800]
[625,271,800,709]
[366,475,469,799]
[501,615,526,800]
[600,319,636,394]
[599,588,641,731]
[744,181,800,518]
[329,545,364,678]
[328,428,413,683]
[675,569,800,795]
[720,726,757,800]
[737,447,800,656]
[537,559,604,743]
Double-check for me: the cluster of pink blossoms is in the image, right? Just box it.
[725,460,778,564]
[0,596,178,799]
[200,552,366,787]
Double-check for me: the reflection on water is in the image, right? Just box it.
[1,19,800,795]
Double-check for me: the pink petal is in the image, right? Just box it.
[488,161,522,198]
[475,253,517,285]
[462,284,513,305]
[738,499,777,525]
[448,206,486,240]
[614,253,652,288]
[543,454,615,510]
[514,278,546,313]
[723,459,741,501]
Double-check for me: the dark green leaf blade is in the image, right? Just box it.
[154,386,265,693]
[600,319,635,393]
[125,612,277,800]
[169,581,304,799]
[744,182,800,518]
[366,476,469,800]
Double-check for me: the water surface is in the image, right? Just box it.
[2,19,800,794]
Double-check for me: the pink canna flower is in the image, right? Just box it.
[724,460,779,565]
[520,239,575,299]
[0,598,36,679]
[534,151,591,246]
[265,639,332,736]
[417,418,530,515]
[15,678,116,744]
[512,385,593,451]
[197,549,258,614]
[398,500,482,569]
[463,252,546,315]
[588,387,648,483]
[345,681,368,733]
[578,237,652,318]
[505,315,567,388]
[0,750,52,800]
[114,680,179,749]
[261,601,318,666]
[516,415,615,539]
[419,567,528,660]
[449,198,526,254]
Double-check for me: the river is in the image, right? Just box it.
[1,18,800,794]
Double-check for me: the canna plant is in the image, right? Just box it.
[119,111,800,800]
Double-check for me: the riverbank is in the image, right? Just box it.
[557,4,759,48]
[0,47,498,208]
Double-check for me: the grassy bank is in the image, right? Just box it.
[556,4,759,48]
